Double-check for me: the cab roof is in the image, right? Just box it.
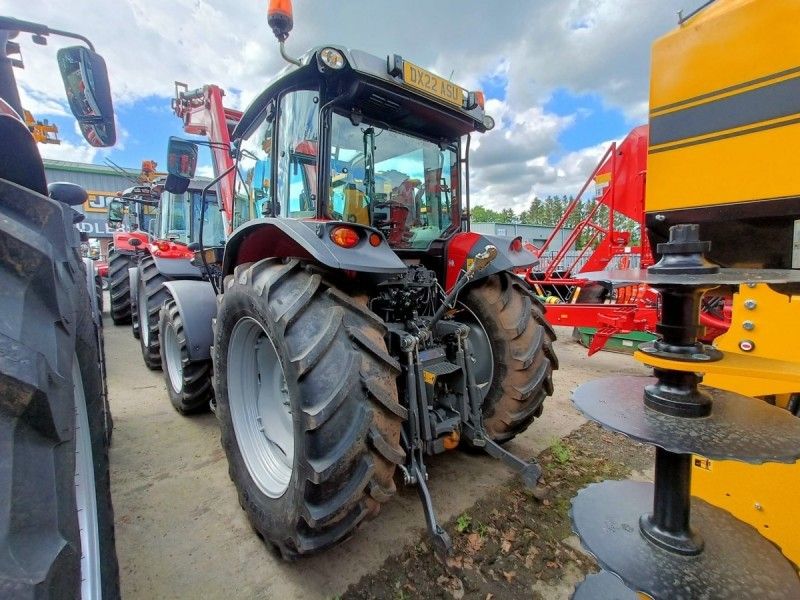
[233,45,489,144]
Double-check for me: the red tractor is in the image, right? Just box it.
[159,0,558,558]
[129,179,225,412]
[106,183,157,325]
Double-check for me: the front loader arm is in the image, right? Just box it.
[172,82,242,233]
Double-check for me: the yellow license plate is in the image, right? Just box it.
[402,61,464,107]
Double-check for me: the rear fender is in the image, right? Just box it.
[445,232,539,291]
[112,231,149,254]
[162,280,217,361]
[222,218,406,277]
[150,254,202,279]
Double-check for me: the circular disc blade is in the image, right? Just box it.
[571,480,800,600]
[579,267,800,286]
[573,376,800,463]
[573,571,638,600]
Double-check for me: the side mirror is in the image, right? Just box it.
[107,199,124,223]
[48,182,88,206]
[165,174,190,194]
[167,136,198,179]
[57,46,116,147]
[267,0,294,41]
[165,136,197,194]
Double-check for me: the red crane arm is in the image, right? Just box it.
[172,82,242,233]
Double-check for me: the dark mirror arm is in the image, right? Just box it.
[0,17,95,51]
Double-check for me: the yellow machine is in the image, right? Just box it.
[643,0,800,567]
[647,0,800,270]
[23,109,59,144]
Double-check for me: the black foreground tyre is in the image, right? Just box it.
[459,272,558,443]
[0,178,119,598]
[108,245,133,325]
[159,297,213,413]
[213,259,404,559]
[95,273,104,315]
[136,255,170,370]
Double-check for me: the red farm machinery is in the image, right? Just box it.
[106,162,160,325]
[524,125,730,353]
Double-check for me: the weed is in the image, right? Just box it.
[476,521,489,537]
[455,513,472,533]
[551,439,572,464]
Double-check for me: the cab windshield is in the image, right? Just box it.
[328,111,459,249]
[158,190,226,246]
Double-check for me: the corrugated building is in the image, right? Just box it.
[43,159,149,245]
[470,222,575,253]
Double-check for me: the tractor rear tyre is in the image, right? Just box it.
[108,244,133,325]
[459,272,558,443]
[95,273,104,316]
[159,296,213,414]
[0,179,119,597]
[213,259,404,559]
[137,255,170,370]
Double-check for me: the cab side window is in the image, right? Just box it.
[276,90,319,218]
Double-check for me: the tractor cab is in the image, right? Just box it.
[227,44,493,253]
[153,185,226,248]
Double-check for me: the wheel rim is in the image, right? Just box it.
[73,358,102,599]
[163,321,183,393]
[227,317,294,498]
[138,281,149,346]
[456,304,494,399]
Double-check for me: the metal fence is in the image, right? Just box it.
[535,250,644,274]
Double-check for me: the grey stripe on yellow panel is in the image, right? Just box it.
[650,65,800,114]
[649,76,800,146]
[648,116,800,155]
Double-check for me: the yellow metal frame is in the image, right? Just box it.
[646,0,800,213]
[635,284,800,564]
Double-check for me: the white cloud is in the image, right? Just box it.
[11,0,689,204]
[37,138,104,163]
[196,164,215,178]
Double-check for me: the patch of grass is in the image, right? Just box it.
[455,512,472,533]
[475,521,489,537]
[551,439,572,464]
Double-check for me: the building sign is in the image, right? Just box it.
[84,190,118,213]
[74,190,118,238]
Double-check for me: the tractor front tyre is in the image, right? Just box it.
[137,255,170,370]
[159,297,213,414]
[0,180,119,597]
[108,246,133,325]
[460,272,558,443]
[213,259,404,559]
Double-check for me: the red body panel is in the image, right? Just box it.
[444,231,481,291]
[149,240,194,260]
[111,230,150,254]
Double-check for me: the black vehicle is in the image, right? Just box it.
[0,16,119,598]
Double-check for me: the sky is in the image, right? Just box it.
[9,0,690,211]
